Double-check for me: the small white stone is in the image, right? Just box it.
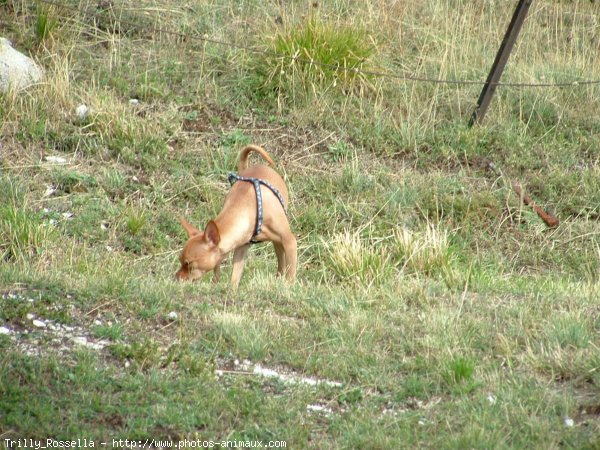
[44,185,57,197]
[75,104,89,120]
[125,360,131,368]
[72,336,87,345]
[129,98,139,106]
[44,155,67,164]
[26,313,35,320]
[32,319,46,328]
[88,340,108,350]
[94,319,102,326]
[0,326,11,335]
[167,311,178,320]
[253,364,279,378]
[487,394,497,405]
[306,404,332,415]
[564,417,575,427]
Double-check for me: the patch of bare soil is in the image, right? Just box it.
[177,102,337,168]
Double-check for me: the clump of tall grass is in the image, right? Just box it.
[325,230,393,285]
[253,17,376,105]
[0,206,56,262]
[35,1,58,42]
[0,178,55,261]
[324,224,458,286]
[125,207,147,236]
[393,224,456,281]
[444,356,476,386]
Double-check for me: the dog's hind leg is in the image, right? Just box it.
[273,241,286,276]
[282,234,297,283]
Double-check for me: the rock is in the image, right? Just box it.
[32,319,47,328]
[75,104,89,120]
[44,155,67,164]
[306,404,333,415]
[71,335,107,350]
[44,185,57,197]
[167,311,178,320]
[0,37,43,92]
[72,336,88,346]
[0,326,11,335]
[564,417,575,427]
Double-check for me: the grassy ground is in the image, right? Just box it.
[1,0,599,448]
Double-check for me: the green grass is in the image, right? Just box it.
[252,16,377,105]
[34,1,57,42]
[1,0,600,447]
[0,204,56,261]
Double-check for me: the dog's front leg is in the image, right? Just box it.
[230,244,250,288]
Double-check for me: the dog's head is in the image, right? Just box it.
[175,217,221,282]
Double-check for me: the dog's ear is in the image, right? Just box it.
[204,220,221,245]
[179,216,201,238]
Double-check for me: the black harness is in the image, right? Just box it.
[228,172,287,244]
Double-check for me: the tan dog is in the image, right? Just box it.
[176,145,297,287]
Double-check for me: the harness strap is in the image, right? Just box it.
[228,172,287,243]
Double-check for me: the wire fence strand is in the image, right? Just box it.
[34,0,600,89]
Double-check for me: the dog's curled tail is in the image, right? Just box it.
[238,144,275,171]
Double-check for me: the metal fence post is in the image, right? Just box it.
[469,0,533,126]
